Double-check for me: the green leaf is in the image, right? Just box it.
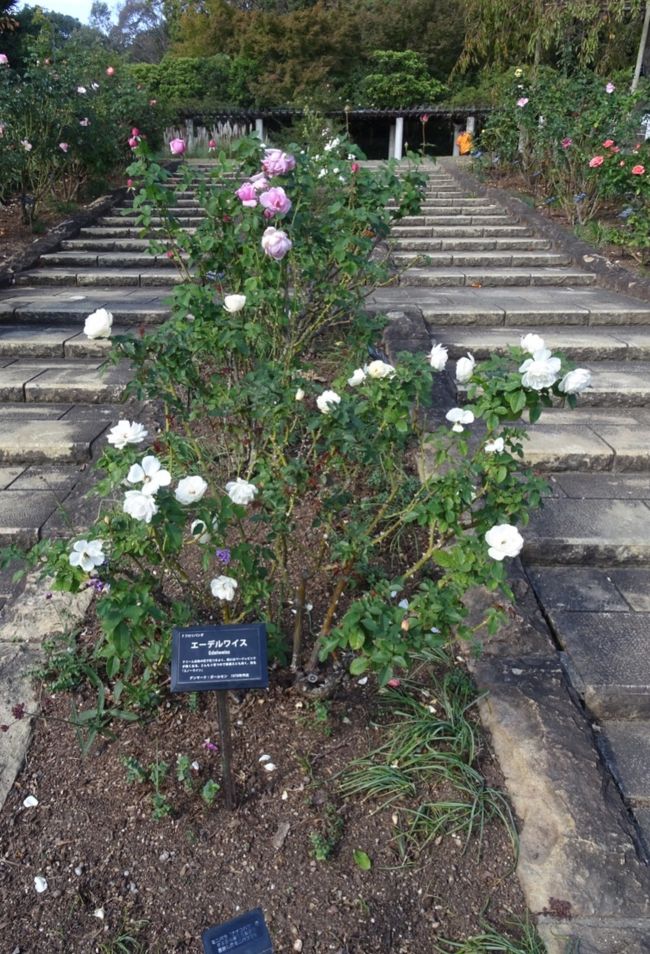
[349,657,369,676]
[353,849,372,870]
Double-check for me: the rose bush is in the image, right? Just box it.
[476,67,649,231]
[4,130,588,716]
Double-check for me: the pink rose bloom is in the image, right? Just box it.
[106,66,115,76]
[589,155,604,168]
[127,178,134,189]
[0,53,8,66]
[632,165,646,175]
[208,139,217,150]
[251,172,270,191]
[351,161,360,172]
[386,678,401,688]
[259,186,292,217]
[605,82,615,93]
[131,127,140,137]
[611,146,621,153]
[236,182,258,208]
[128,136,139,148]
[516,97,529,107]
[169,138,186,156]
[261,227,292,260]
[58,142,69,152]
[561,137,572,149]
[603,139,614,148]
[0,124,4,136]
[262,148,296,176]
[149,98,157,105]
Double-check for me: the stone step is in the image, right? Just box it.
[391,225,534,238]
[600,721,650,803]
[390,237,549,251]
[0,412,109,464]
[399,267,597,288]
[416,205,507,216]
[430,326,650,361]
[524,496,650,565]
[0,325,124,358]
[399,215,514,226]
[418,199,499,208]
[39,251,179,269]
[98,215,203,227]
[523,411,650,472]
[0,464,88,547]
[117,205,205,217]
[0,358,131,402]
[78,226,197,239]
[0,289,170,327]
[15,268,184,287]
[62,238,160,252]
[392,250,571,268]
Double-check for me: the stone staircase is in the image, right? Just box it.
[375,160,650,951]
[0,164,218,605]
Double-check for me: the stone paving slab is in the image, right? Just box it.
[607,568,650,611]
[523,425,615,471]
[8,464,81,493]
[527,566,632,612]
[0,418,108,463]
[0,490,64,546]
[0,467,24,489]
[0,364,48,400]
[553,472,650,499]
[471,655,650,918]
[0,326,80,357]
[538,919,650,954]
[24,362,131,403]
[430,326,632,360]
[547,611,650,717]
[600,721,650,803]
[524,499,650,563]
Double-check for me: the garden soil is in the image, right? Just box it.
[0,654,528,953]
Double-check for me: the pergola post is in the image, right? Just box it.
[452,123,463,156]
[254,117,265,140]
[393,116,404,159]
[466,115,476,135]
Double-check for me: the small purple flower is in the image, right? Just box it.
[605,82,615,94]
[202,738,218,753]
[215,547,231,565]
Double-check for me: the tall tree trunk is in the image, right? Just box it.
[631,0,650,92]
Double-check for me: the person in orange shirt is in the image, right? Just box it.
[456,131,474,155]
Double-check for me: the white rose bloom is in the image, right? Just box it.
[225,477,258,506]
[445,407,475,433]
[126,455,171,496]
[347,368,367,387]
[190,519,210,544]
[295,388,305,401]
[84,307,113,339]
[210,575,238,601]
[429,343,448,371]
[485,524,524,561]
[520,333,545,355]
[485,437,505,453]
[223,294,247,313]
[69,539,105,572]
[455,353,475,384]
[123,490,158,523]
[175,476,208,505]
[519,349,561,390]
[559,368,592,394]
[107,419,148,449]
[316,389,341,414]
[366,359,395,379]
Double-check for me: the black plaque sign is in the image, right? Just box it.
[171,623,268,693]
[202,908,273,954]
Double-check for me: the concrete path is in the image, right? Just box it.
[375,159,650,952]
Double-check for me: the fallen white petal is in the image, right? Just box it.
[34,876,48,893]
[264,762,277,772]
[358,677,369,686]
[259,754,271,763]
[93,907,105,920]
[23,795,39,808]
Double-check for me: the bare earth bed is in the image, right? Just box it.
[0,636,527,953]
